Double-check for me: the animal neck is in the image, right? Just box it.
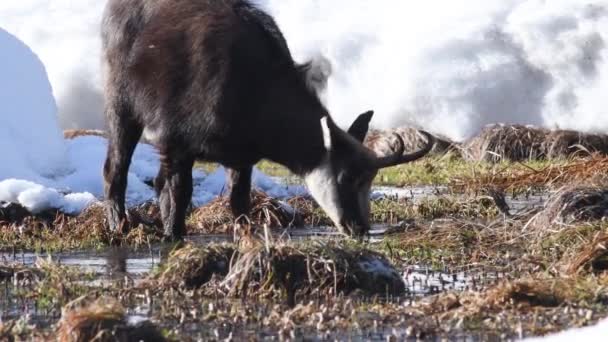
[258,99,330,175]
[269,116,329,176]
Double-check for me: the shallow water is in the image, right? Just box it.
[0,239,503,341]
[0,185,547,340]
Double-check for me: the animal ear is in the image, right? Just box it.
[305,55,332,93]
[347,110,374,142]
[320,116,333,151]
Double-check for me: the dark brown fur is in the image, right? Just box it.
[101,0,433,239]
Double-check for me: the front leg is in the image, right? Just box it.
[157,153,195,240]
[227,166,253,222]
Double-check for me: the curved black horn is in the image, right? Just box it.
[373,131,435,169]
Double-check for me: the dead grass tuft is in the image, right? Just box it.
[153,243,236,289]
[545,130,608,159]
[189,190,304,233]
[57,297,165,342]
[463,124,608,163]
[480,279,563,308]
[567,233,608,275]
[463,124,548,162]
[527,185,608,231]
[0,201,164,250]
[221,240,405,305]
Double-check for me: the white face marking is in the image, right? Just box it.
[304,156,343,229]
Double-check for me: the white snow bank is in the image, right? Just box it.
[3,1,608,141]
[0,28,68,182]
[0,0,107,130]
[523,317,608,341]
[0,180,95,215]
[0,135,306,214]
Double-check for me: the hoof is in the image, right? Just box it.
[161,232,184,243]
[105,201,130,234]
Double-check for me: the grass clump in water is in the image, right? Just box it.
[221,240,405,306]
[57,297,166,342]
[152,243,236,289]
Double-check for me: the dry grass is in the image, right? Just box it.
[567,233,608,275]
[421,277,588,319]
[0,202,165,251]
[149,239,405,306]
[189,190,304,234]
[463,124,548,162]
[57,297,165,342]
[221,240,405,305]
[452,154,608,192]
[462,124,608,163]
[152,243,236,289]
[527,185,608,231]
[545,130,608,159]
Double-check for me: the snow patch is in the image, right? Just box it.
[523,317,608,341]
[0,28,68,182]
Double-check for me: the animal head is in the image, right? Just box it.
[304,111,434,237]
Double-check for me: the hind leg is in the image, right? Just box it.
[103,97,142,232]
[227,166,253,221]
[157,153,194,240]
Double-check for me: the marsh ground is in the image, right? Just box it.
[2,155,608,341]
